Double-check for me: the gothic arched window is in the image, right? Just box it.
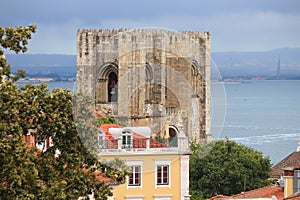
[95,62,119,103]
[108,72,118,102]
[168,126,178,147]
[145,63,153,103]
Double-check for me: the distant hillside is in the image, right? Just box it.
[6,54,76,76]
[212,48,300,78]
[5,48,300,78]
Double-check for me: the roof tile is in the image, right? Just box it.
[209,185,284,200]
[284,193,300,200]
[271,151,300,179]
[99,124,166,149]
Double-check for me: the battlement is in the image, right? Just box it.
[77,28,210,44]
[78,28,209,34]
[76,28,210,66]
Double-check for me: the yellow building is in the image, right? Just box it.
[99,124,191,200]
[281,166,300,199]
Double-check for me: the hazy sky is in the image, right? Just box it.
[1,0,300,54]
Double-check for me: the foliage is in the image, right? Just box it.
[0,25,128,199]
[0,135,40,199]
[189,139,272,199]
[101,158,132,184]
[0,25,36,81]
[97,117,118,125]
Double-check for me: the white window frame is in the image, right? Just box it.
[155,158,171,188]
[126,160,143,189]
[128,165,141,186]
[97,130,105,148]
[122,129,133,148]
[124,195,144,200]
[153,194,172,200]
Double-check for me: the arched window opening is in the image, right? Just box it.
[191,64,198,96]
[192,60,200,97]
[108,72,118,102]
[96,62,119,103]
[169,128,177,137]
[145,63,153,103]
[168,127,178,147]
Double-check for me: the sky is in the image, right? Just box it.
[1,0,300,54]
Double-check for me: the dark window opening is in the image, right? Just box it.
[169,127,178,147]
[108,72,118,102]
[169,128,177,137]
[157,165,169,185]
[129,166,141,186]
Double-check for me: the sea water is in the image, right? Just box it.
[17,80,300,164]
[211,80,300,164]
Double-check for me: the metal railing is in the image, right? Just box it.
[98,137,179,150]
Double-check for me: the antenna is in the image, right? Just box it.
[276,55,281,77]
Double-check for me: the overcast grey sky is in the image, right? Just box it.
[1,0,300,54]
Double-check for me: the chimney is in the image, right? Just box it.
[296,141,300,152]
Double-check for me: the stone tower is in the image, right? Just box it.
[76,28,211,142]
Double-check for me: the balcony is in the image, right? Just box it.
[98,136,190,155]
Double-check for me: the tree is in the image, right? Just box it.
[0,25,35,81]
[0,25,128,199]
[189,139,272,199]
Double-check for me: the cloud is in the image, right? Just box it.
[1,0,300,54]
[100,11,300,52]
[208,11,300,51]
[26,20,84,54]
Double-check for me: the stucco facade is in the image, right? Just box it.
[98,124,191,200]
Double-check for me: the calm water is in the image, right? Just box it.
[17,81,76,92]
[17,80,300,164]
[211,80,300,164]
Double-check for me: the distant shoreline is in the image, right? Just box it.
[16,77,76,83]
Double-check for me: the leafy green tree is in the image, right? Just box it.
[0,25,127,199]
[0,135,40,199]
[0,25,35,81]
[189,139,272,199]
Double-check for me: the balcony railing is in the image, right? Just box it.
[153,137,178,147]
[98,136,189,154]
[98,140,118,149]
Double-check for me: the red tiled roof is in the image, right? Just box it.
[209,185,284,200]
[132,132,167,148]
[100,124,120,148]
[93,170,113,183]
[99,124,166,149]
[271,151,300,179]
[230,185,284,199]
[208,194,229,200]
[83,168,115,184]
[284,193,300,200]
[149,137,167,148]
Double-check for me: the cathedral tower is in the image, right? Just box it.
[76,28,211,142]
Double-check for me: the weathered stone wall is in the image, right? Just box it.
[76,29,211,142]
